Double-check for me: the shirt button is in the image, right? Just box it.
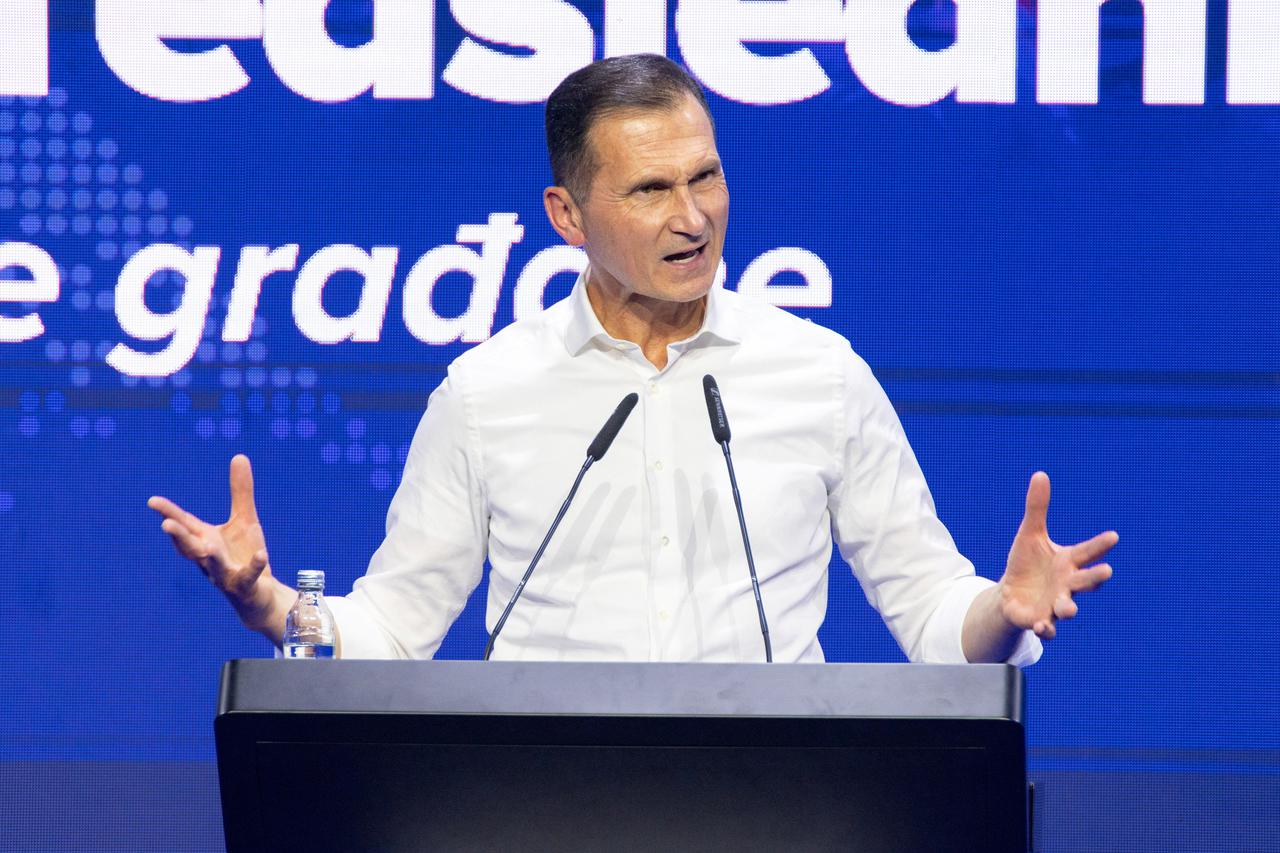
[654,460,664,471]
[648,382,658,394]
[660,535,670,547]
[658,610,671,621]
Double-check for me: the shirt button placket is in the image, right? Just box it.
[645,372,675,660]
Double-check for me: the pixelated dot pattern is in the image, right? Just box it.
[2,88,407,493]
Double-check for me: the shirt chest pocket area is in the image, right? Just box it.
[711,433,833,577]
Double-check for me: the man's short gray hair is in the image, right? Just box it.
[545,54,713,202]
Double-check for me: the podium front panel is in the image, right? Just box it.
[215,660,1027,852]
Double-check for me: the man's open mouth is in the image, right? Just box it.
[664,244,707,264]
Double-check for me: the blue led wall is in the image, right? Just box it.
[2,2,1277,850]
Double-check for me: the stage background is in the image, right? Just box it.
[2,2,1277,850]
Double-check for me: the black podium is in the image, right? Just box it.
[216,660,1027,852]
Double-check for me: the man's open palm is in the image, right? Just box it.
[1000,472,1117,640]
[148,454,274,623]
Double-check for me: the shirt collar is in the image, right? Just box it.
[562,269,743,358]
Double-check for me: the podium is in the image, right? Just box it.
[216,660,1028,852]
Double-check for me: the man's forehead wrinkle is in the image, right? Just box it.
[620,111,715,152]
[589,99,716,155]
[630,133,715,165]
[603,130,718,182]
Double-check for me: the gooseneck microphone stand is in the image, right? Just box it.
[702,374,773,663]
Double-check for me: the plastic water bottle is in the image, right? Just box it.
[282,570,335,658]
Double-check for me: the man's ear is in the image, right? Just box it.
[543,185,586,247]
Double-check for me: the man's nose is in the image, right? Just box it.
[667,184,708,238]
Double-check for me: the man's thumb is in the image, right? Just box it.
[1021,471,1051,534]
[228,454,259,518]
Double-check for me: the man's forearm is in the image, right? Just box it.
[961,584,1024,663]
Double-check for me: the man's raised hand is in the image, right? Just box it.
[999,471,1117,640]
[148,454,289,639]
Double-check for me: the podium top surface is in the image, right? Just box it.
[218,660,1023,723]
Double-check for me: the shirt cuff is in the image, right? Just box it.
[918,575,1043,667]
[326,595,402,660]
[1005,627,1043,668]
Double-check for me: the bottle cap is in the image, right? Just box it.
[296,570,325,591]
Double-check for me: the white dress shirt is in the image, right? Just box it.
[327,275,1041,666]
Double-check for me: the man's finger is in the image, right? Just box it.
[148,495,205,532]
[1069,530,1119,566]
[1033,619,1056,640]
[228,454,259,520]
[161,518,209,563]
[243,549,269,586]
[159,516,191,538]
[1020,471,1051,535]
[1053,595,1079,620]
[1069,563,1113,593]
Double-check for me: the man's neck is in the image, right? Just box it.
[585,274,707,371]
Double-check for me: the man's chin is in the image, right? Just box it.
[586,257,721,305]
[653,275,717,304]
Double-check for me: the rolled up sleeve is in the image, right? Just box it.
[918,574,1043,666]
[329,368,489,659]
[828,349,1041,667]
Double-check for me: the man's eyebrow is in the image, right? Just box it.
[626,174,672,193]
[627,160,723,193]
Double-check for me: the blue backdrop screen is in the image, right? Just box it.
[2,2,1277,850]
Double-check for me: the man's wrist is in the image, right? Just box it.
[962,583,1024,663]
[233,574,295,643]
[993,580,1021,632]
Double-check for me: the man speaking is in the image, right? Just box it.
[148,55,1116,664]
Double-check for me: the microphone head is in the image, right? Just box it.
[702,374,731,444]
[586,392,639,461]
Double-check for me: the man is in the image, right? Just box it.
[149,55,1115,663]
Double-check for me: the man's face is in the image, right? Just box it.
[573,94,729,305]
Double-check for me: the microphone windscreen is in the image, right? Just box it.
[586,393,639,461]
[702,374,731,444]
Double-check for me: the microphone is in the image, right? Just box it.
[703,374,731,444]
[702,375,773,663]
[588,392,639,460]
[484,392,639,660]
